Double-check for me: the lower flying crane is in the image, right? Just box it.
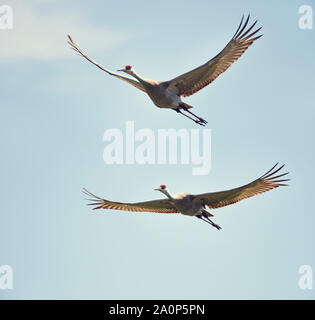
[83,163,289,230]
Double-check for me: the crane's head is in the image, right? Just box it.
[154,184,168,194]
[117,65,134,75]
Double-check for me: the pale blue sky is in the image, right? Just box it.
[0,0,314,299]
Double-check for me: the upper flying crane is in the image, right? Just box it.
[68,15,262,126]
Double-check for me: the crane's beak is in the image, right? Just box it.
[154,188,161,191]
[117,68,125,72]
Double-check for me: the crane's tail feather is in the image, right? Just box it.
[179,102,193,110]
[202,209,214,217]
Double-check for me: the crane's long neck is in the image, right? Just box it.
[163,190,174,201]
[131,71,148,85]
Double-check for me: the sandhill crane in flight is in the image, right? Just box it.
[83,163,289,230]
[68,15,262,126]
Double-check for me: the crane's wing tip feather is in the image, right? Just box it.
[84,198,100,202]
[239,29,262,43]
[67,35,84,56]
[275,183,289,187]
[232,15,245,38]
[82,187,91,195]
[274,179,290,183]
[262,164,282,178]
[268,164,285,176]
[67,35,75,45]
[233,15,263,41]
[82,188,104,200]
[250,34,263,42]
[82,188,106,210]
[260,162,278,178]
[93,206,103,210]
[234,14,250,39]
[260,163,290,186]
[244,26,262,38]
[268,172,289,180]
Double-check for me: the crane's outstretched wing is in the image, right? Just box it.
[67,35,146,93]
[83,188,179,214]
[194,163,289,209]
[166,15,262,97]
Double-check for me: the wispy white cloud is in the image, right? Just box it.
[0,1,132,60]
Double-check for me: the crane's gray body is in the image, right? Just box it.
[134,78,182,109]
[168,192,204,216]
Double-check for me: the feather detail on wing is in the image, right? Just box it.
[167,15,262,97]
[195,163,289,209]
[83,188,179,214]
[67,35,146,93]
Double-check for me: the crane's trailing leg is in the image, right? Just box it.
[196,214,221,230]
[173,108,206,126]
[202,211,221,230]
[179,104,208,125]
